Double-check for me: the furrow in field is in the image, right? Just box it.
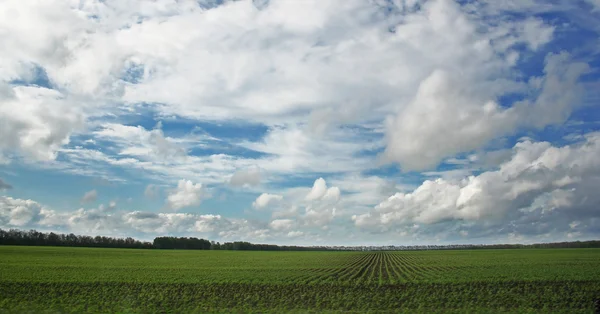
[380,252,388,284]
[426,265,456,278]
[307,263,355,284]
[353,253,377,284]
[381,252,392,284]
[386,252,406,283]
[376,252,386,284]
[386,253,397,281]
[366,252,380,284]
[345,253,371,283]
[327,254,372,283]
[297,268,327,284]
[400,255,428,282]
[305,253,369,284]
[394,253,419,282]
[337,253,373,283]
[412,264,437,281]
[387,252,410,282]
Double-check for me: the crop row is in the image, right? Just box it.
[3,247,600,285]
[1,280,598,313]
[2,247,600,312]
[290,252,463,284]
[288,251,600,285]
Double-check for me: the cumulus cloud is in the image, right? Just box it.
[3,0,592,181]
[240,126,379,176]
[0,0,96,162]
[94,122,187,160]
[0,196,42,226]
[269,219,295,231]
[252,193,283,209]
[304,206,337,229]
[306,178,341,202]
[0,178,12,190]
[259,178,341,229]
[383,51,588,171]
[300,179,341,227]
[1,0,599,244]
[105,201,117,211]
[355,132,600,236]
[229,168,262,187]
[287,231,304,238]
[81,190,98,204]
[165,179,205,211]
[323,187,341,202]
[0,86,84,162]
[306,178,328,201]
[123,211,225,234]
[329,175,406,214]
[1,195,272,241]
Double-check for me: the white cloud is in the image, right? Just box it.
[229,167,262,187]
[241,126,380,175]
[1,0,599,244]
[355,132,600,234]
[252,193,283,209]
[1,1,595,158]
[520,18,554,50]
[165,179,205,211]
[0,86,84,162]
[57,143,252,186]
[2,0,590,180]
[124,211,225,234]
[0,196,42,226]
[269,219,295,231]
[304,206,337,228]
[323,186,341,202]
[94,122,187,160]
[0,0,104,162]
[329,175,407,214]
[259,178,341,229]
[81,190,98,204]
[520,52,590,129]
[286,231,304,238]
[306,177,341,202]
[382,51,588,171]
[1,195,271,241]
[306,178,328,201]
[271,205,299,219]
[193,214,223,233]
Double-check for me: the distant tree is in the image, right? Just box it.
[0,228,153,249]
[153,236,212,250]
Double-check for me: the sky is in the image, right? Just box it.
[1,0,600,246]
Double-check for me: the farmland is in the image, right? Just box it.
[1,246,599,313]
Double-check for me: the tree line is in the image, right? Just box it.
[0,228,154,249]
[0,229,327,251]
[2,228,600,251]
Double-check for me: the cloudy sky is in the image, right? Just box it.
[1,0,600,246]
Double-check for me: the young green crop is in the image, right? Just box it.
[1,246,599,313]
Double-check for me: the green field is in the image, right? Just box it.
[1,246,599,313]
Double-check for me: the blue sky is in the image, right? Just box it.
[1,0,600,245]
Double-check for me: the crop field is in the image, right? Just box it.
[0,246,599,313]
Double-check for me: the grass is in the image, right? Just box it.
[1,246,599,313]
